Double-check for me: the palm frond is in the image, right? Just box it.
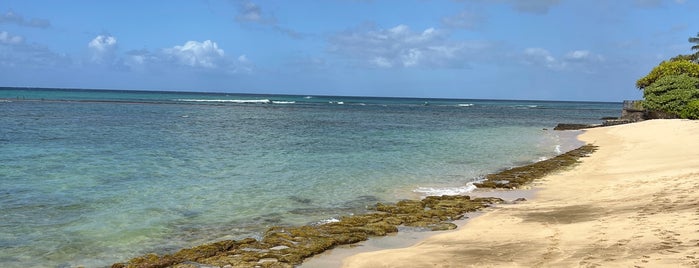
[690,33,699,51]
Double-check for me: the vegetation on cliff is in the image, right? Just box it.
[642,74,699,117]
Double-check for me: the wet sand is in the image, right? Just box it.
[301,189,536,268]
[342,119,699,267]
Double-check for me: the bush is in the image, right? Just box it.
[681,100,699,119]
[636,60,699,89]
[643,74,699,116]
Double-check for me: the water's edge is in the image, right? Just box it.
[112,144,597,268]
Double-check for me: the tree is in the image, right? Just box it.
[690,32,699,63]
[691,32,699,52]
[636,60,699,89]
[681,99,699,119]
[643,74,699,117]
[670,54,699,62]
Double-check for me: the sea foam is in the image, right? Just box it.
[175,99,272,104]
[413,184,477,197]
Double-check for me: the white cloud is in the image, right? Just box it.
[0,31,69,68]
[523,48,605,71]
[0,31,23,45]
[163,40,225,68]
[123,40,252,73]
[371,57,393,68]
[523,47,563,70]
[0,10,50,28]
[564,50,605,62]
[88,35,117,63]
[88,35,117,52]
[329,24,494,68]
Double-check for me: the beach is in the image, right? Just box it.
[342,119,699,267]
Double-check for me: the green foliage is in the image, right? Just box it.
[642,74,699,116]
[636,60,699,89]
[680,100,699,119]
[670,53,699,62]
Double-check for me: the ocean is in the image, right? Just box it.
[0,88,619,267]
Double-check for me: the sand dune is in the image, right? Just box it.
[343,119,699,267]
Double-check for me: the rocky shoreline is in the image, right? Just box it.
[112,145,596,268]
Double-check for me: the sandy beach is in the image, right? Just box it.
[343,119,699,267]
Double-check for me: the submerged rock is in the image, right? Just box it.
[553,123,599,130]
[474,144,597,189]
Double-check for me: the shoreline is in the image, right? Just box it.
[342,119,699,267]
[301,188,538,268]
[112,134,592,267]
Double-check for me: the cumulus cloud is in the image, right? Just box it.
[163,40,225,68]
[122,40,252,73]
[329,24,495,68]
[523,48,605,71]
[88,35,118,63]
[0,10,50,28]
[88,35,117,52]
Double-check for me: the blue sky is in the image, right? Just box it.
[0,0,697,101]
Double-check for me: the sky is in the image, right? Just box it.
[0,0,697,101]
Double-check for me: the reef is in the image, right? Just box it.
[113,145,596,268]
[474,144,597,189]
[553,123,600,130]
[112,196,502,268]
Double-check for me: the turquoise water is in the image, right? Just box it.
[0,88,619,267]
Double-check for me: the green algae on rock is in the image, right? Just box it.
[474,144,597,189]
[112,196,502,268]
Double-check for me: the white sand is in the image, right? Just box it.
[343,119,699,267]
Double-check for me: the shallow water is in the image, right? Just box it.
[0,88,618,267]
